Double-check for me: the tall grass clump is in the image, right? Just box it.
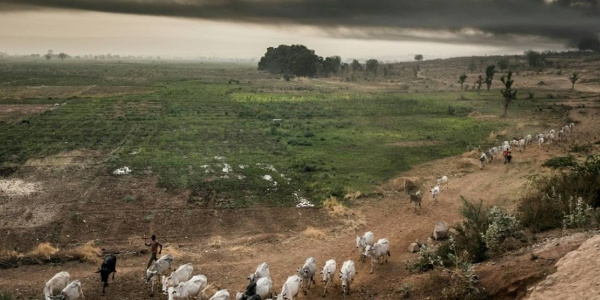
[519,155,600,231]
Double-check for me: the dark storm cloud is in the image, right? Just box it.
[1,0,599,46]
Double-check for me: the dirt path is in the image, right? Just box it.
[1,106,599,299]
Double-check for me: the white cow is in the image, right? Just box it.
[430,185,440,204]
[247,262,270,282]
[339,260,356,298]
[479,153,488,169]
[209,289,230,300]
[538,137,545,148]
[49,280,84,300]
[569,122,575,128]
[525,134,533,145]
[550,129,556,135]
[363,238,391,274]
[275,275,300,300]
[437,175,449,189]
[356,231,374,262]
[297,257,317,294]
[518,139,526,152]
[146,254,174,294]
[44,272,70,300]
[162,263,193,293]
[168,275,207,300]
[320,259,337,296]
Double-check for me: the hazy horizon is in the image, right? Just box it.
[1,0,598,60]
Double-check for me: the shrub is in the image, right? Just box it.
[453,197,489,263]
[483,206,520,255]
[542,155,577,169]
[563,197,593,229]
[0,293,14,300]
[519,155,600,231]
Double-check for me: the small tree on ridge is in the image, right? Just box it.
[500,71,518,117]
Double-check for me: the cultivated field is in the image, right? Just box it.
[1,54,599,299]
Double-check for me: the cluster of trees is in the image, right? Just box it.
[258,45,343,78]
[258,45,426,79]
[44,50,69,61]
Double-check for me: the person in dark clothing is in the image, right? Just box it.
[503,149,510,164]
[507,151,513,163]
[145,235,162,269]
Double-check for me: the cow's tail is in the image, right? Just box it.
[387,251,391,257]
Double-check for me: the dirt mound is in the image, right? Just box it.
[526,234,600,299]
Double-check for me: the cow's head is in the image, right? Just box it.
[340,271,350,293]
[355,235,361,248]
[363,244,375,259]
[320,269,331,282]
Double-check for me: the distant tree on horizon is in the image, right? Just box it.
[569,72,581,90]
[500,71,518,117]
[45,53,52,61]
[485,65,496,91]
[58,52,68,61]
[468,59,477,72]
[351,59,363,72]
[497,57,510,72]
[365,59,379,77]
[414,54,424,62]
[257,44,321,77]
[525,50,546,68]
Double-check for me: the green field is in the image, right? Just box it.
[0,60,565,207]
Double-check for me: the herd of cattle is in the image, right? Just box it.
[41,122,578,299]
[43,232,390,299]
[479,122,576,169]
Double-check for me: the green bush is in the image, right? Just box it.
[563,197,593,229]
[483,206,520,255]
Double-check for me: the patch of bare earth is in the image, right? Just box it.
[0,104,56,122]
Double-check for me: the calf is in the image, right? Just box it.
[363,238,391,274]
[146,254,174,295]
[276,275,300,300]
[430,185,440,204]
[95,254,117,294]
[162,263,193,293]
[297,257,317,294]
[168,275,207,300]
[479,153,487,169]
[409,191,422,212]
[355,231,374,262]
[320,259,337,296]
[44,272,70,300]
[49,280,84,300]
[339,260,356,299]
[538,137,544,148]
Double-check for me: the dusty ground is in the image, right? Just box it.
[525,234,600,300]
[0,99,599,300]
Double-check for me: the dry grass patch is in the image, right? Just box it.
[322,196,366,232]
[208,236,223,248]
[344,191,362,201]
[229,245,257,257]
[162,244,185,257]
[66,241,102,263]
[302,226,326,240]
[29,243,59,260]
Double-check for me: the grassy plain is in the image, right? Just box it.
[0,59,566,206]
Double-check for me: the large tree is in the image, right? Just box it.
[414,54,423,62]
[485,65,496,91]
[258,44,321,77]
[500,71,518,117]
[525,50,546,68]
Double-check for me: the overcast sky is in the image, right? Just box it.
[1,0,598,60]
